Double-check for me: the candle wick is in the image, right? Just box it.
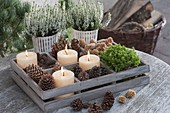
[88,57,90,61]
[65,50,68,55]
[63,71,65,76]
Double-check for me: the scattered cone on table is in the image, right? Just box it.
[101,92,115,110]
[125,89,136,98]
[71,98,84,111]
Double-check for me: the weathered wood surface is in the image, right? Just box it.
[1,50,170,113]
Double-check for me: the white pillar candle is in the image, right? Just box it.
[16,50,37,69]
[79,51,100,71]
[57,45,78,65]
[52,67,75,98]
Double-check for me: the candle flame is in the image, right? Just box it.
[87,51,90,61]
[25,50,28,57]
[65,44,68,55]
[61,67,64,76]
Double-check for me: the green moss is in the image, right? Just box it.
[100,44,140,72]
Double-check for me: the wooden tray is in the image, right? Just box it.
[10,59,150,112]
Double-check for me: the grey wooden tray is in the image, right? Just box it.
[10,59,150,99]
[10,59,150,112]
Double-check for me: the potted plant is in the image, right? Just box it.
[100,44,141,72]
[67,0,111,43]
[24,2,66,53]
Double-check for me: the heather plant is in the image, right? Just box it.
[24,2,66,37]
[67,0,111,31]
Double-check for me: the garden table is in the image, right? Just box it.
[0,51,170,113]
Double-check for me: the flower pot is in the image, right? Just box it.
[73,29,99,43]
[32,33,60,53]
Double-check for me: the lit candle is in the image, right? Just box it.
[52,67,75,98]
[16,50,37,69]
[57,44,78,65]
[79,51,100,71]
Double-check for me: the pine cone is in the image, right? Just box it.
[38,53,56,69]
[71,65,83,78]
[38,74,55,91]
[51,37,67,58]
[25,64,44,83]
[88,103,102,113]
[89,66,102,79]
[71,39,81,52]
[100,66,109,75]
[101,92,115,110]
[54,62,61,71]
[78,71,89,81]
[71,98,83,111]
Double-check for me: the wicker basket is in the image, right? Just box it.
[73,29,98,44]
[32,32,60,53]
[98,17,166,54]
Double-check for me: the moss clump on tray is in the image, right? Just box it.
[100,44,140,72]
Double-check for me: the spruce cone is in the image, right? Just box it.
[89,66,101,79]
[71,98,83,111]
[38,74,55,91]
[25,64,44,83]
[88,103,103,113]
[71,65,83,78]
[101,92,115,110]
[54,62,61,71]
[78,71,89,81]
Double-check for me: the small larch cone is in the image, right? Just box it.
[125,89,136,98]
[38,74,55,91]
[71,98,83,111]
[25,64,44,83]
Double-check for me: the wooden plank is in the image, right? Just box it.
[142,10,162,27]
[11,59,150,100]
[45,75,149,112]
[10,71,45,111]
[108,0,136,29]
[111,0,144,30]
[43,65,149,99]
[125,1,154,23]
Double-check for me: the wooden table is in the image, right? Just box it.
[0,51,170,113]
